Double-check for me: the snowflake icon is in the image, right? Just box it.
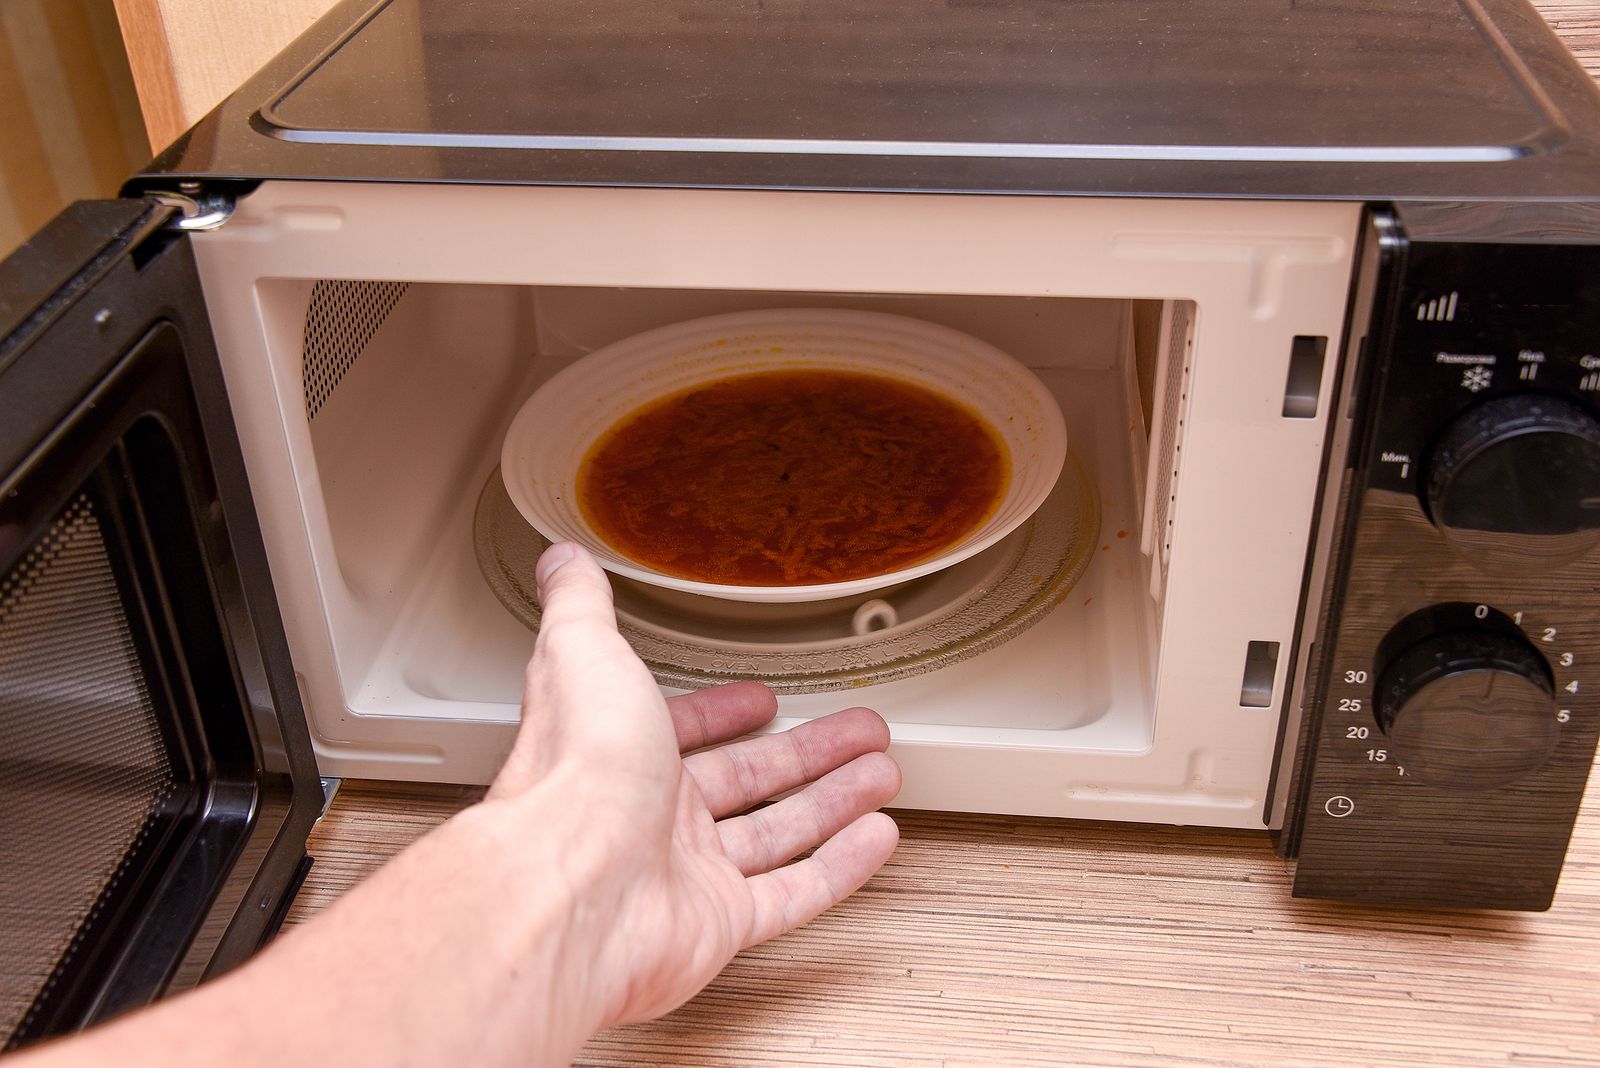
[1461,367,1493,392]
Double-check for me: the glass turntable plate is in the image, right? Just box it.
[474,456,1099,693]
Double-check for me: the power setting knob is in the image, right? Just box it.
[1425,394,1600,568]
[1375,628,1558,790]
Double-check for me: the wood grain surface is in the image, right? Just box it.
[109,0,332,149]
[275,3,1600,1065]
[108,0,189,154]
[292,777,1600,1066]
[0,0,149,257]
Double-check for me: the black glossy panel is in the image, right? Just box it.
[1289,232,1600,910]
[266,0,1551,159]
[133,0,1600,198]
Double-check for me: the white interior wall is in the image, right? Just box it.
[291,283,1149,727]
[254,281,537,690]
[528,287,1130,370]
[363,341,1152,737]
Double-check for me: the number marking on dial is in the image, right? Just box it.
[1512,611,1584,732]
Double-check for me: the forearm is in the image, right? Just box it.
[16,785,606,1068]
[10,545,901,1066]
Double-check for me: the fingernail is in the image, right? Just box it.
[536,541,582,592]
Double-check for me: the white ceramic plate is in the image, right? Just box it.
[500,308,1067,603]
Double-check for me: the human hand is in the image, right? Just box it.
[9,542,899,1068]
[492,541,902,1031]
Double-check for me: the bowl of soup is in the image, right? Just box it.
[500,308,1067,603]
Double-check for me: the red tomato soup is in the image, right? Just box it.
[577,370,1009,586]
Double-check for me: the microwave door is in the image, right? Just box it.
[0,199,323,1052]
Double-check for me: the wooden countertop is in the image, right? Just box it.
[284,4,1600,1065]
[290,777,1600,1066]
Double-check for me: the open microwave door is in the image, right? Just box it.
[0,199,324,1051]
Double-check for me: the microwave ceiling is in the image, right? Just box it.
[137,0,1600,199]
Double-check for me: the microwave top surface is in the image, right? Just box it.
[136,0,1600,200]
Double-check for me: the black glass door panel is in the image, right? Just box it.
[0,201,321,1050]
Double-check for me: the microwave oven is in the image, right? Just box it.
[6,0,1600,1047]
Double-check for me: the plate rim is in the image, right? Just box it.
[499,306,1068,603]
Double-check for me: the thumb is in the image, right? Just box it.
[530,540,661,720]
[534,541,617,634]
[492,542,645,797]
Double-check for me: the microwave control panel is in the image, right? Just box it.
[1289,222,1600,909]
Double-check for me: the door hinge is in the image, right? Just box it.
[147,183,235,232]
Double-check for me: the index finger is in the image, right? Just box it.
[667,682,778,753]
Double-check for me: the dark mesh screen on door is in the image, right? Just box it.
[0,493,176,1044]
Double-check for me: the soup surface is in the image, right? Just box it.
[578,369,1009,585]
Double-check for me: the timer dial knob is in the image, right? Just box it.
[1425,394,1600,568]
[1375,629,1558,791]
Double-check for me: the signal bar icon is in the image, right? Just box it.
[1417,292,1459,322]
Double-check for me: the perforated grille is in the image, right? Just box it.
[0,494,175,1044]
[301,280,409,420]
[1139,300,1196,601]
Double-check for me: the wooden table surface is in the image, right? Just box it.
[285,4,1600,1065]
[289,778,1600,1067]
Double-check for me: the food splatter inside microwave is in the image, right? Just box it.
[577,369,1009,585]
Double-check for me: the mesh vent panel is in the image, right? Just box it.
[302,280,410,420]
[0,495,175,1044]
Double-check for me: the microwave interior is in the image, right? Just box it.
[190,182,1362,828]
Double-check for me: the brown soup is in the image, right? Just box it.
[577,370,1009,586]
